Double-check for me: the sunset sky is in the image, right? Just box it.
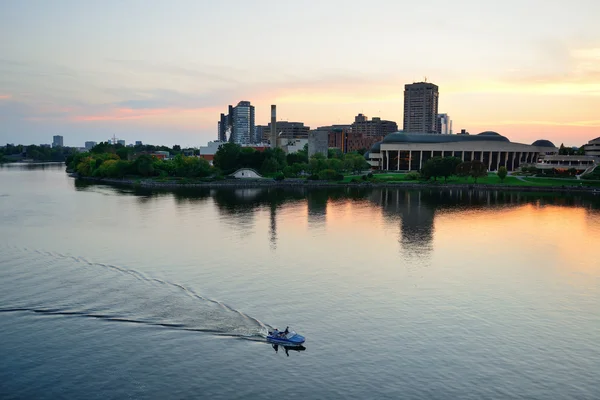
[1,0,599,147]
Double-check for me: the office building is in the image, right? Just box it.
[117,140,126,146]
[436,113,452,134]
[352,114,398,138]
[403,82,439,133]
[85,141,97,150]
[258,121,310,142]
[135,141,143,146]
[52,135,63,148]
[308,130,329,158]
[218,101,255,145]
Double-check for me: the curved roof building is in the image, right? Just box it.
[366,131,558,172]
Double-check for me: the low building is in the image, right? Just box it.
[278,138,308,154]
[199,140,225,164]
[536,155,597,174]
[366,131,558,171]
[117,140,126,146]
[584,137,600,157]
[329,129,381,154]
[352,114,398,138]
[85,141,97,150]
[308,130,328,158]
[152,151,170,160]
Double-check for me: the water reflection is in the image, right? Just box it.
[70,180,600,253]
[271,344,307,357]
[0,162,65,170]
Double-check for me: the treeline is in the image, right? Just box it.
[416,157,491,183]
[0,144,78,162]
[66,152,212,179]
[213,142,370,179]
[66,142,371,180]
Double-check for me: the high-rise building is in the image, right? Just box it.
[85,141,97,150]
[436,113,452,135]
[135,141,143,146]
[403,82,439,133]
[218,101,256,144]
[117,140,126,146]
[352,114,398,137]
[52,135,63,148]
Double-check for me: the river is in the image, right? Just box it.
[1,163,599,399]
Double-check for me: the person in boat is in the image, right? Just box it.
[284,326,289,335]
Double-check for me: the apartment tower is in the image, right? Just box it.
[403,82,439,133]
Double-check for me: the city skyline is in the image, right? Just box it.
[1,0,599,147]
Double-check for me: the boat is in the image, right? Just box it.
[267,327,305,346]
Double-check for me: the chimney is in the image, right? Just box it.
[270,105,277,148]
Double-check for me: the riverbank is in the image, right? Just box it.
[73,175,600,194]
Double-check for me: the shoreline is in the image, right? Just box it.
[73,175,600,194]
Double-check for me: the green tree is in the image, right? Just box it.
[498,166,507,182]
[327,158,343,172]
[213,142,241,173]
[261,157,280,175]
[309,153,328,174]
[421,156,445,181]
[318,169,342,181]
[132,154,155,177]
[470,160,488,183]
[441,157,462,182]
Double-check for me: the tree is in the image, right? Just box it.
[441,157,462,182]
[132,154,155,177]
[498,166,508,182]
[421,156,445,181]
[213,142,241,173]
[309,153,328,174]
[261,157,280,175]
[470,160,488,183]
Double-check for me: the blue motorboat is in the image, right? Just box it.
[267,327,305,346]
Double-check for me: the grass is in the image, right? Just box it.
[339,172,600,188]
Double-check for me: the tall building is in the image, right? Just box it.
[403,82,439,133]
[436,113,452,135]
[218,113,230,142]
[352,114,398,137]
[218,101,256,144]
[135,141,143,146]
[117,140,126,146]
[85,141,97,150]
[52,135,63,148]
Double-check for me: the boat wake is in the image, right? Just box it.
[0,245,272,341]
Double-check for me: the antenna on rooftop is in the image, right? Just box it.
[424,76,428,83]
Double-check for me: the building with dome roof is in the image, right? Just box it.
[365,131,558,172]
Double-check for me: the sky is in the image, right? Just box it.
[1,0,599,148]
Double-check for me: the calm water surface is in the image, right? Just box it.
[1,163,599,399]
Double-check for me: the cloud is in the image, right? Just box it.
[0,94,11,100]
[106,59,241,84]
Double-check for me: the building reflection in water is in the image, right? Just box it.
[71,179,600,252]
[306,189,329,228]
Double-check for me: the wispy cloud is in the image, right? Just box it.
[0,94,11,100]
